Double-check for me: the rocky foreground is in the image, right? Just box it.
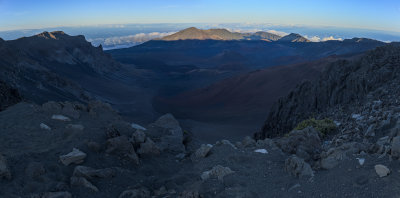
[0,98,400,198]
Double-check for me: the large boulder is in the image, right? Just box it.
[147,114,185,153]
[276,127,321,161]
[191,144,213,161]
[285,155,314,178]
[106,136,139,164]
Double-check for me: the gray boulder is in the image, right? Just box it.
[285,155,314,178]
[191,144,213,161]
[242,136,256,148]
[201,165,234,181]
[137,138,160,156]
[59,148,86,166]
[132,129,146,143]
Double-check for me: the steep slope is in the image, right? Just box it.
[278,33,310,42]
[0,80,22,111]
[256,43,400,139]
[154,55,359,123]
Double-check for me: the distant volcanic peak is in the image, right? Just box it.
[278,33,310,42]
[344,37,381,43]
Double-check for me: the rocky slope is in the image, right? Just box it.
[257,43,400,139]
[0,80,22,111]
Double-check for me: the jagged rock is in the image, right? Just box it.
[148,113,185,152]
[364,124,376,137]
[375,164,390,177]
[277,127,321,161]
[105,125,121,138]
[72,166,115,179]
[391,136,400,158]
[40,123,51,130]
[66,124,84,131]
[285,155,314,178]
[201,165,234,181]
[59,148,87,166]
[70,176,99,192]
[191,144,213,161]
[25,162,45,179]
[106,135,139,164]
[131,123,147,131]
[51,114,71,121]
[132,129,146,143]
[0,153,11,180]
[119,187,151,198]
[242,136,256,148]
[41,191,72,198]
[137,138,160,156]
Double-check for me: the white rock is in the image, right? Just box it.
[375,164,390,177]
[51,114,71,121]
[59,148,87,166]
[356,158,365,166]
[254,149,268,154]
[40,123,51,130]
[131,123,147,131]
[351,114,363,121]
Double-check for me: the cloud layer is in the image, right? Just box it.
[304,35,343,42]
[103,32,175,46]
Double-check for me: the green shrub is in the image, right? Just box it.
[294,118,336,135]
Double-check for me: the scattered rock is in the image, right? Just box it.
[0,153,11,180]
[41,191,72,198]
[285,155,314,178]
[40,123,51,130]
[51,114,71,121]
[242,136,256,147]
[132,129,146,143]
[201,165,234,181]
[70,176,99,192]
[375,164,390,177]
[254,149,268,154]
[351,114,364,121]
[72,166,115,179]
[106,135,139,164]
[59,148,87,166]
[119,187,151,198]
[66,124,84,131]
[131,123,147,131]
[191,144,213,161]
[137,138,160,156]
[356,158,365,166]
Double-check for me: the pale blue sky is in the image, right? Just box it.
[1,0,400,32]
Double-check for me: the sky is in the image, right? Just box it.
[1,0,400,32]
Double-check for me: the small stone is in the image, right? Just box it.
[40,123,51,130]
[254,149,268,154]
[201,165,234,181]
[191,144,213,161]
[51,114,71,121]
[59,148,86,166]
[131,123,147,131]
[70,176,98,192]
[375,164,390,177]
[356,158,365,166]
